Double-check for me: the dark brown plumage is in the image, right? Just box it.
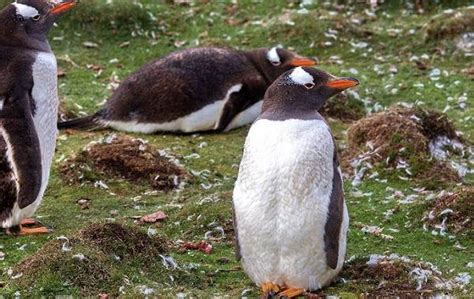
[59,46,316,133]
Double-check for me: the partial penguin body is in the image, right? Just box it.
[0,49,57,228]
[233,67,359,294]
[58,47,316,133]
[0,0,76,233]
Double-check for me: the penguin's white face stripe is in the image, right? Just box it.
[289,67,314,86]
[266,47,281,65]
[12,2,39,18]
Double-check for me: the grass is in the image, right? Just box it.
[0,0,473,297]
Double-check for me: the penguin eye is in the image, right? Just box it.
[304,83,315,90]
[271,61,281,66]
[16,14,25,22]
[32,14,41,21]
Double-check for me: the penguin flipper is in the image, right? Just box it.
[232,200,242,260]
[324,151,345,270]
[215,81,264,132]
[0,91,42,209]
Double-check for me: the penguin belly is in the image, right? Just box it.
[233,119,348,290]
[107,84,244,133]
[107,100,225,133]
[6,52,59,225]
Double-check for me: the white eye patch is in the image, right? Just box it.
[266,46,281,65]
[12,2,39,18]
[289,67,315,88]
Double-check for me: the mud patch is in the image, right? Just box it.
[343,106,464,187]
[321,93,366,122]
[60,135,188,191]
[423,187,473,235]
[339,254,466,296]
[14,223,169,296]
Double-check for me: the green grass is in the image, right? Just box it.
[0,1,473,297]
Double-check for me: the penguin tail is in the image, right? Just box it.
[57,111,107,131]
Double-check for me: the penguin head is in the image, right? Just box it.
[248,46,317,83]
[263,67,359,112]
[0,0,76,44]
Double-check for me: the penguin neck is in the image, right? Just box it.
[260,92,327,121]
[0,28,51,53]
[243,50,273,87]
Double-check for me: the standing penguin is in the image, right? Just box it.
[0,0,76,235]
[58,46,316,133]
[233,67,359,297]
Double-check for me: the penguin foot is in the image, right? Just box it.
[278,288,304,298]
[20,218,38,226]
[261,282,281,297]
[18,225,51,235]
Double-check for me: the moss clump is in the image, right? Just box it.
[59,0,154,31]
[339,255,446,297]
[347,109,428,165]
[321,93,366,122]
[79,223,168,262]
[14,223,169,296]
[424,7,474,41]
[344,107,462,187]
[393,106,458,140]
[424,186,473,234]
[60,135,188,191]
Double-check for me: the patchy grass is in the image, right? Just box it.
[0,1,472,297]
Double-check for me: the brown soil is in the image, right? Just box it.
[424,7,474,41]
[424,186,473,234]
[321,93,366,122]
[15,223,169,295]
[60,135,188,191]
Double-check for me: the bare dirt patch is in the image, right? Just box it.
[60,135,188,191]
[14,223,169,295]
[423,187,473,235]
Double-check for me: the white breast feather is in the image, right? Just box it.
[233,119,348,290]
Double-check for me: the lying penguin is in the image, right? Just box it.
[233,67,359,297]
[58,46,316,133]
[0,0,77,235]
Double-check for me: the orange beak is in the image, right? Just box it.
[50,0,77,14]
[326,77,359,89]
[289,57,317,67]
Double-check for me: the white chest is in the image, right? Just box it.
[233,119,347,290]
[31,52,59,199]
